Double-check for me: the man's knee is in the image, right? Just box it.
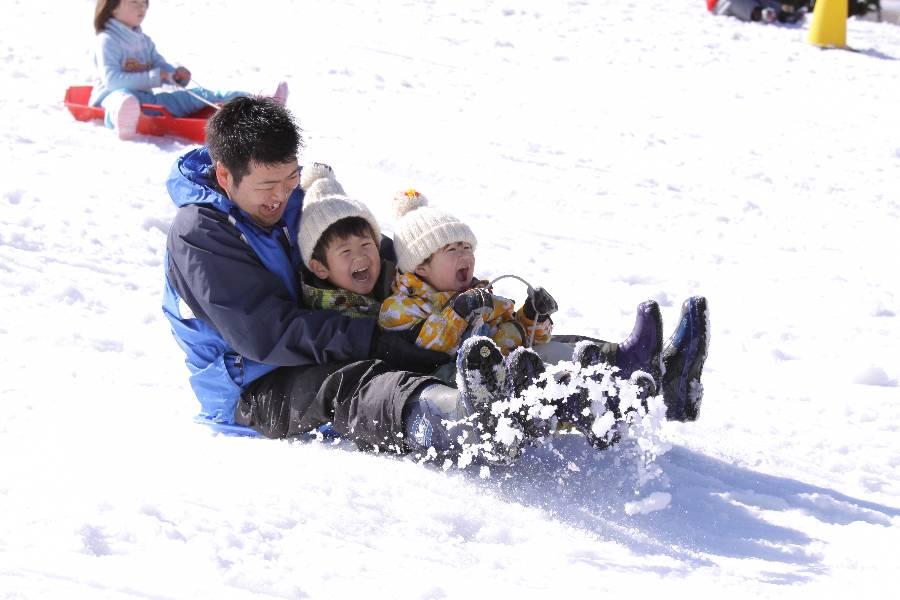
[237,382,290,438]
[239,364,346,438]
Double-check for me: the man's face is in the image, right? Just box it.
[216,160,299,228]
[112,0,148,29]
[310,233,382,296]
[414,241,475,292]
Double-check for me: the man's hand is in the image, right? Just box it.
[452,288,494,322]
[523,287,558,321]
[370,329,451,373]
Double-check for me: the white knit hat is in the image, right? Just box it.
[297,163,381,268]
[392,189,477,274]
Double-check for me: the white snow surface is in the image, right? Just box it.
[2,0,900,597]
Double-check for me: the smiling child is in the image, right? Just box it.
[297,165,394,317]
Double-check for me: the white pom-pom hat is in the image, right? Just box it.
[297,163,381,268]
[392,188,477,274]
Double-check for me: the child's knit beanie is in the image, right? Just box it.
[391,189,477,274]
[297,163,381,268]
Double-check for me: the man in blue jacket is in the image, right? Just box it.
[163,96,710,461]
[163,96,464,449]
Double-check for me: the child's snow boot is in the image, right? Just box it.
[552,374,620,451]
[616,370,657,417]
[616,300,663,387]
[571,340,623,419]
[552,350,622,450]
[105,93,140,140]
[271,81,289,106]
[456,336,522,462]
[505,347,553,441]
[457,336,507,406]
[661,296,710,422]
[629,370,657,403]
[570,300,662,388]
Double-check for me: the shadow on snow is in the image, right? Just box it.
[467,436,900,583]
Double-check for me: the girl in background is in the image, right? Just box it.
[90,0,288,139]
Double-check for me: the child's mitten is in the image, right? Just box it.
[523,287,558,321]
[452,288,494,323]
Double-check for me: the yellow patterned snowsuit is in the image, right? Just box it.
[379,272,553,355]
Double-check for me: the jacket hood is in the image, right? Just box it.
[166,147,234,213]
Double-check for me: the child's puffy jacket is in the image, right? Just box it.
[300,260,396,319]
[379,272,552,355]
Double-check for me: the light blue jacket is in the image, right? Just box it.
[90,18,175,106]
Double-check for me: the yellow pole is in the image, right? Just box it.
[807,0,848,48]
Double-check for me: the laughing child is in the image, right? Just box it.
[378,190,558,357]
[297,165,394,316]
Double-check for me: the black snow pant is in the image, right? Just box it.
[235,360,444,451]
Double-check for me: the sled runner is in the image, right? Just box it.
[63,85,213,143]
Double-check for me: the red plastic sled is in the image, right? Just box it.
[64,85,213,143]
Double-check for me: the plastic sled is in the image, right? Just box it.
[192,414,340,441]
[64,85,213,143]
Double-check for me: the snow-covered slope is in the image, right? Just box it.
[2,1,899,597]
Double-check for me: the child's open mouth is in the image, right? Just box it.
[455,267,470,284]
[351,266,370,282]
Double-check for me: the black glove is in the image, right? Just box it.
[370,328,451,373]
[523,287,558,321]
[451,288,494,321]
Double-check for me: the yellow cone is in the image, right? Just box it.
[807,0,848,48]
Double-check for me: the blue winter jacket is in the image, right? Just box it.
[162,148,376,423]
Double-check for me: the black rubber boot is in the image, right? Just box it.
[661,297,710,422]
[505,347,553,441]
[455,336,522,463]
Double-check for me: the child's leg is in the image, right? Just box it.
[429,361,458,386]
[151,89,248,117]
[545,301,662,383]
[187,88,248,106]
[531,340,581,364]
[403,384,478,455]
[101,90,141,140]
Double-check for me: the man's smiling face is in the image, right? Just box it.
[216,159,300,228]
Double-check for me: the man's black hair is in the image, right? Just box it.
[205,96,303,187]
[311,217,379,268]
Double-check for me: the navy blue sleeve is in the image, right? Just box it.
[167,204,375,366]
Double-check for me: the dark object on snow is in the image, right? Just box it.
[708,1,882,24]
[810,1,882,20]
[708,0,810,24]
